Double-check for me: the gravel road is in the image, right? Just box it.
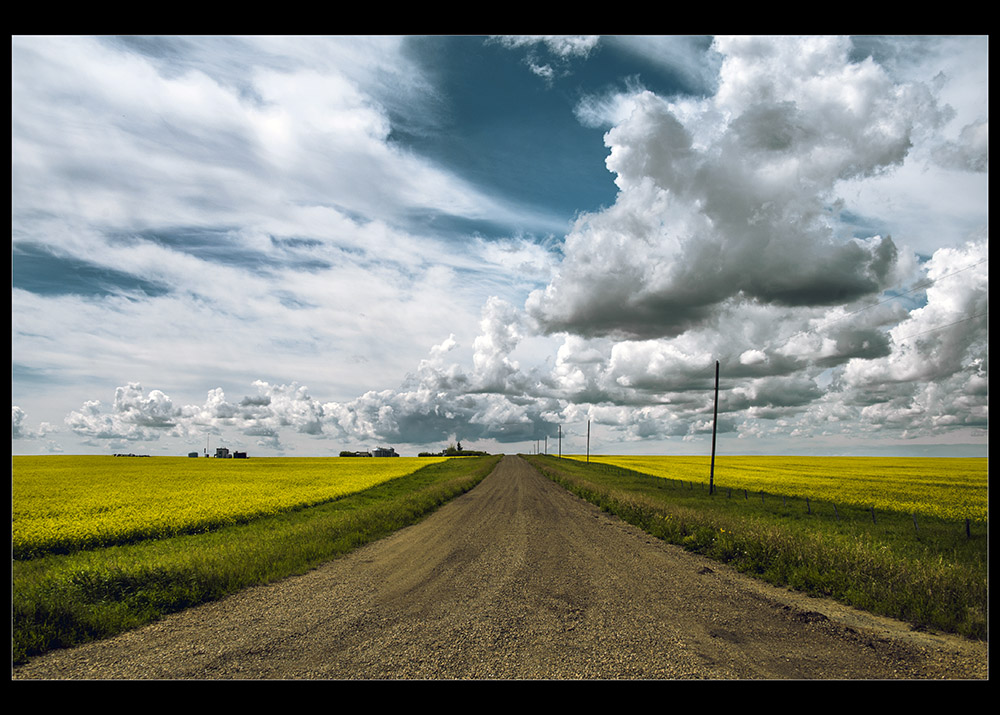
[12,455,987,680]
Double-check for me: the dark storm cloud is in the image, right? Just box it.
[726,375,823,412]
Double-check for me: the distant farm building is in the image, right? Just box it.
[340,447,399,457]
[188,452,199,458]
[210,448,248,459]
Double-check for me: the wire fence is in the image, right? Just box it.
[549,456,986,542]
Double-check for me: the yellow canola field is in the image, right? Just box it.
[13,455,446,559]
[568,455,988,523]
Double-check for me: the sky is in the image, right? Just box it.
[12,35,988,458]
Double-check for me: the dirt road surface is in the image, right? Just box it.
[12,455,987,680]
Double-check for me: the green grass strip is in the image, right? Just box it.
[13,455,501,665]
[526,455,987,641]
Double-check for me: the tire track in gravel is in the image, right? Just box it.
[12,455,987,680]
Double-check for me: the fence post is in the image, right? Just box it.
[806,497,811,514]
[870,506,877,524]
[966,518,971,539]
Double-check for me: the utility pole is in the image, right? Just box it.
[558,425,562,458]
[587,419,591,463]
[709,360,719,495]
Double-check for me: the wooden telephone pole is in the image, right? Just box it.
[709,360,719,495]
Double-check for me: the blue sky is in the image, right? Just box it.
[12,35,988,457]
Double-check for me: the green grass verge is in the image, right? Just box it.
[12,455,502,665]
[525,454,987,641]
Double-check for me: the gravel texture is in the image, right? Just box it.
[12,455,987,680]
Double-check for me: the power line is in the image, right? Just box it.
[806,257,988,336]
[892,310,989,343]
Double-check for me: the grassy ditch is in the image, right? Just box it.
[13,455,501,665]
[525,454,987,641]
